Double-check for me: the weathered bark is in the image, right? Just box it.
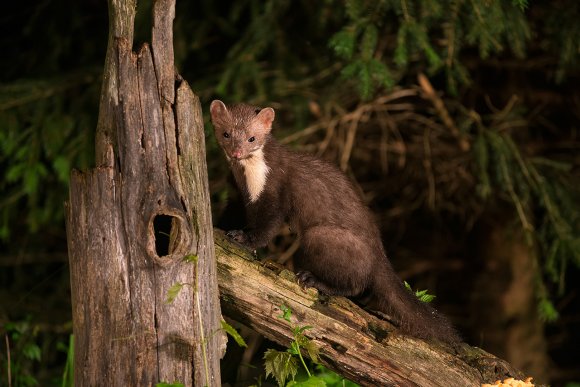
[96,0,136,167]
[215,229,527,387]
[65,1,224,385]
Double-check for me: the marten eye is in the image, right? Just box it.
[223,132,230,138]
[248,136,255,142]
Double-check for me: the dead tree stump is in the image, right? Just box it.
[65,1,224,385]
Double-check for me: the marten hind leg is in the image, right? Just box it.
[295,270,357,296]
[295,226,374,297]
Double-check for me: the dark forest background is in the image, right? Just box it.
[1,0,579,386]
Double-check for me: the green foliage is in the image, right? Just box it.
[264,349,299,387]
[286,376,327,387]
[404,281,436,303]
[59,334,74,387]
[537,296,559,322]
[165,283,185,304]
[183,254,199,264]
[3,319,42,387]
[156,382,185,387]
[2,0,579,245]
[0,73,99,241]
[278,304,293,323]
[263,305,358,387]
[0,0,103,243]
[471,120,579,321]
[265,305,316,386]
[512,0,529,10]
[164,255,199,303]
[313,365,359,387]
[220,320,248,348]
[545,3,580,82]
[328,0,535,97]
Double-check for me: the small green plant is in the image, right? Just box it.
[58,334,74,387]
[404,281,436,303]
[313,364,360,387]
[3,318,42,387]
[262,305,358,387]
[263,304,320,386]
[156,382,185,387]
[220,320,247,348]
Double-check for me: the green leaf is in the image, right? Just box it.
[423,42,443,72]
[221,320,247,348]
[165,283,184,304]
[329,30,356,60]
[264,349,298,387]
[183,254,198,264]
[288,341,300,356]
[405,282,435,303]
[416,290,436,303]
[53,156,70,183]
[361,25,378,60]
[156,382,185,387]
[368,59,394,89]
[313,364,359,386]
[301,339,320,365]
[538,298,559,322]
[6,163,25,182]
[340,62,361,79]
[279,304,292,323]
[286,375,327,387]
[345,0,362,19]
[294,325,313,335]
[357,61,372,100]
[23,163,48,195]
[23,343,41,361]
[511,0,528,11]
[394,23,409,67]
[19,374,39,386]
[61,334,74,387]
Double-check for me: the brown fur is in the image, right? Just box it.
[210,100,461,344]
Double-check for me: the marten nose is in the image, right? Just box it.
[231,150,242,159]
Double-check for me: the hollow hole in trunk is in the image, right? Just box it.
[153,214,175,257]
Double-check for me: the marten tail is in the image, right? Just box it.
[372,258,461,344]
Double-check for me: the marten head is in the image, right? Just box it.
[210,100,275,161]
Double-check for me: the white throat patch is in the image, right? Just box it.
[239,147,270,202]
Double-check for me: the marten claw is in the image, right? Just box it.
[296,270,316,290]
[226,229,247,243]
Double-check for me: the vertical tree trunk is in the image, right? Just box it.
[470,214,549,384]
[65,1,224,385]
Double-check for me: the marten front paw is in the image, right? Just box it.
[296,270,318,290]
[226,229,247,244]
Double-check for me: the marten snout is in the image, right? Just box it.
[230,149,243,159]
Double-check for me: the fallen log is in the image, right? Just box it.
[214,229,527,386]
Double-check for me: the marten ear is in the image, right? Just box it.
[254,107,275,135]
[210,100,229,123]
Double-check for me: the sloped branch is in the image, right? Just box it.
[214,229,526,386]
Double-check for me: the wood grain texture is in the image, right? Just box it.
[96,0,136,167]
[66,1,224,385]
[214,229,526,387]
